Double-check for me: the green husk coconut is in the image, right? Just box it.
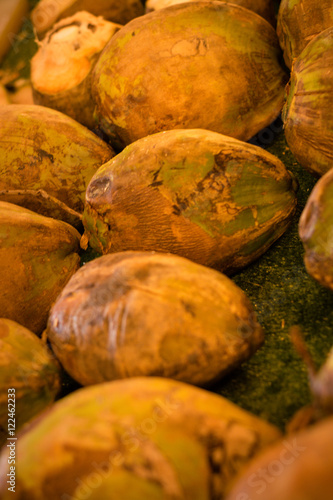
[299,166,333,290]
[226,415,333,500]
[31,12,122,130]
[0,318,60,448]
[31,0,144,38]
[0,201,81,334]
[81,129,298,274]
[47,251,264,387]
[92,1,288,150]
[277,0,333,69]
[145,0,276,26]
[0,104,114,222]
[0,377,281,499]
[282,26,333,177]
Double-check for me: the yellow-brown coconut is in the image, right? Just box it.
[0,377,281,500]
[47,251,264,387]
[0,202,81,335]
[146,0,276,26]
[31,12,121,130]
[0,318,60,447]
[277,0,333,69]
[92,1,288,150]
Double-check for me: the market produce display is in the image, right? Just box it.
[0,0,333,498]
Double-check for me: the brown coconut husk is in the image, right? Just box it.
[31,11,121,129]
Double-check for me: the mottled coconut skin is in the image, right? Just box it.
[92,2,288,150]
[145,0,276,26]
[226,416,333,500]
[82,129,298,274]
[299,167,333,291]
[0,318,60,447]
[0,202,81,334]
[0,377,281,500]
[31,0,144,38]
[0,105,114,215]
[47,251,264,386]
[277,0,333,69]
[282,27,333,177]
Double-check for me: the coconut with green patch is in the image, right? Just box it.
[92,1,288,150]
[277,0,333,68]
[0,318,60,448]
[0,377,281,499]
[0,104,114,225]
[287,326,333,432]
[82,129,298,274]
[282,26,333,177]
[0,201,81,335]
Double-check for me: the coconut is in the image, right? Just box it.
[0,377,281,499]
[92,1,288,150]
[0,318,60,448]
[282,26,333,177]
[146,0,276,26]
[0,201,81,335]
[82,129,298,274]
[47,251,264,387]
[277,0,333,69]
[0,104,114,222]
[299,167,333,290]
[226,416,333,500]
[31,12,121,130]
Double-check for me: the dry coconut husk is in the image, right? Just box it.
[282,26,333,177]
[277,0,333,68]
[31,0,144,38]
[31,11,121,130]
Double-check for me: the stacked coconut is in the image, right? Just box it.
[0,0,332,499]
